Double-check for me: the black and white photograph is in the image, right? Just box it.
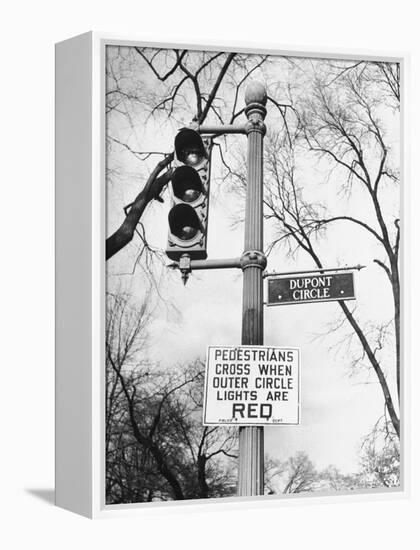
[104,45,401,505]
[5,0,420,546]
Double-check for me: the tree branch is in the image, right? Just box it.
[198,52,236,124]
[106,153,174,261]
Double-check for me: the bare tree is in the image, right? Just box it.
[264,455,285,495]
[316,465,360,492]
[358,418,400,488]
[257,60,401,438]
[106,291,238,503]
[282,452,318,493]
[263,452,319,494]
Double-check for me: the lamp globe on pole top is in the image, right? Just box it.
[244,81,268,107]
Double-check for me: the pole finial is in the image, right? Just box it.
[245,81,267,106]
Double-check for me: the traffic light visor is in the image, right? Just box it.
[175,128,207,165]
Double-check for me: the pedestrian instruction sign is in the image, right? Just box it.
[203,346,300,426]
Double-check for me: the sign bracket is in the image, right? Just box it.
[263,264,366,279]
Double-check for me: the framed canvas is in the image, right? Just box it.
[55,32,408,518]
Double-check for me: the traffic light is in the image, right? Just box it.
[166,128,212,261]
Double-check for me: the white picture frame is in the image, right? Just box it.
[55,32,409,518]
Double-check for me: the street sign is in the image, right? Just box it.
[203,346,300,426]
[267,271,355,306]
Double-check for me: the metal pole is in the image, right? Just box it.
[238,82,267,496]
[197,124,247,135]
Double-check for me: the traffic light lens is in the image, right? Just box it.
[179,225,199,240]
[172,166,203,203]
[168,204,202,242]
[182,189,201,202]
[183,151,202,166]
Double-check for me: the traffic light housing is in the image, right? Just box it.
[166,128,212,261]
